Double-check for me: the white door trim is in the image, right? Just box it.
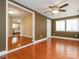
[47,19,51,38]
[6,1,35,52]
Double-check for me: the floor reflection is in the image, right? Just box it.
[47,38,52,59]
[8,34,32,50]
[55,39,79,59]
[56,43,65,55]
[66,46,78,58]
[12,37,18,44]
[1,38,79,59]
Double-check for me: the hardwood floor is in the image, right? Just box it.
[8,34,32,50]
[1,38,79,59]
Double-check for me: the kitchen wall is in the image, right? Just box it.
[21,14,32,38]
[8,16,12,37]
[0,0,6,52]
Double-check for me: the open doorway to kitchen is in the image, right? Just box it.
[7,1,35,51]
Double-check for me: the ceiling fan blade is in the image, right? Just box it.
[48,6,53,8]
[59,10,66,12]
[59,3,68,8]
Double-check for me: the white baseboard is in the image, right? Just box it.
[7,37,47,54]
[1,36,78,56]
[34,38,47,44]
[0,50,6,56]
[52,36,79,41]
[0,38,47,56]
[20,34,32,38]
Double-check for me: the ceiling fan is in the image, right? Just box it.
[45,3,69,14]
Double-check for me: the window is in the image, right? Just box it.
[66,19,79,32]
[56,20,65,31]
[12,23,20,29]
[56,18,79,32]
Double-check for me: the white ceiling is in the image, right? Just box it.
[14,0,79,19]
[8,3,32,23]
[8,3,31,18]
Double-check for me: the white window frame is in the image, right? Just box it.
[66,18,79,32]
[56,20,65,31]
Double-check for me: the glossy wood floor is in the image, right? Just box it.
[8,34,32,50]
[1,38,79,59]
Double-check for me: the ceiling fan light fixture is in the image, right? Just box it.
[8,10,14,14]
[52,10,59,13]
[8,10,17,14]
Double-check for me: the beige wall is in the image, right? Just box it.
[8,16,12,37]
[35,13,47,40]
[21,14,32,38]
[0,0,6,52]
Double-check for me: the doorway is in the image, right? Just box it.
[47,19,52,38]
[7,1,35,51]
